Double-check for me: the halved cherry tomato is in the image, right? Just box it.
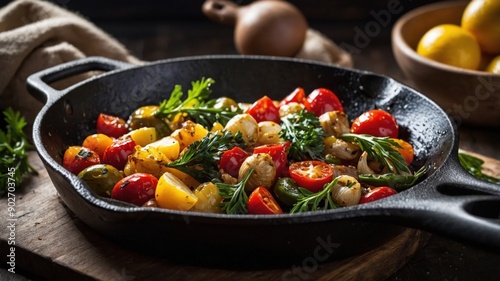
[111,173,158,206]
[390,138,414,165]
[278,87,306,107]
[102,138,136,170]
[305,88,344,116]
[245,95,280,123]
[248,186,283,214]
[288,160,333,193]
[219,146,249,178]
[63,146,100,175]
[351,109,399,138]
[359,186,397,204]
[97,113,128,138]
[253,142,290,178]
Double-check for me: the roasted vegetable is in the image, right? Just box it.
[155,171,198,211]
[78,164,123,197]
[127,105,172,138]
[238,153,276,192]
[224,113,259,146]
[330,175,361,207]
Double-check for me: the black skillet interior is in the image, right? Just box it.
[28,56,500,267]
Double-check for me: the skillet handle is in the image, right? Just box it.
[377,193,500,252]
[26,56,135,103]
[363,155,500,252]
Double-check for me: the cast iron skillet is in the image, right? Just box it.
[27,55,500,267]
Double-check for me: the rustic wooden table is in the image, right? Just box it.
[2,11,500,281]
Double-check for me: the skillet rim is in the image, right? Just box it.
[31,54,457,224]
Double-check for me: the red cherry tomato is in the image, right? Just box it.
[278,87,306,107]
[359,186,397,204]
[305,88,344,116]
[248,186,283,215]
[102,138,136,170]
[96,113,129,138]
[351,109,399,138]
[111,173,158,206]
[253,142,290,178]
[288,160,334,193]
[219,146,249,178]
[63,146,100,175]
[245,95,280,123]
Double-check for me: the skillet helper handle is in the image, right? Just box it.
[366,156,500,252]
[27,56,134,103]
[388,193,500,251]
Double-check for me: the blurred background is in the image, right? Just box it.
[16,0,439,63]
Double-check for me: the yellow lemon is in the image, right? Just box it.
[486,55,500,74]
[461,0,500,54]
[417,24,481,70]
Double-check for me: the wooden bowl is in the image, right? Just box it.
[392,1,500,128]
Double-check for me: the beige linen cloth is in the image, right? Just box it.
[0,0,142,128]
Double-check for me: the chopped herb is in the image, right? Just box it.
[155,77,242,127]
[341,133,410,175]
[0,108,37,196]
[217,168,254,214]
[458,151,500,184]
[290,177,340,213]
[280,109,325,161]
[165,130,245,183]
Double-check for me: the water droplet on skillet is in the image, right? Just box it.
[64,100,73,116]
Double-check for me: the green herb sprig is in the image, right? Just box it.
[165,130,245,183]
[155,77,241,127]
[279,109,325,161]
[359,166,427,191]
[290,177,340,213]
[0,108,37,195]
[217,168,254,214]
[340,133,410,175]
[459,151,500,184]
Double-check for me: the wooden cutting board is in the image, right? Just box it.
[1,150,498,281]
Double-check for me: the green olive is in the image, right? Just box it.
[273,177,300,207]
[78,164,123,197]
[127,105,171,138]
[213,97,239,111]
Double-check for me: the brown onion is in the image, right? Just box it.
[202,0,308,57]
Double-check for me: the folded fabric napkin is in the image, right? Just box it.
[0,0,141,127]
